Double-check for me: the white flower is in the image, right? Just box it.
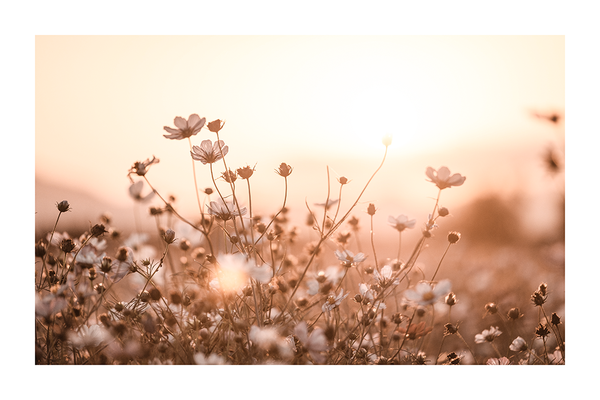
[548,349,564,365]
[486,357,510,365]
[69,324,110,349]
[425,166,466,190]
[249,325,293,359]
[294,322,328,364]
[334,249,367,267]
[358,283,375,303]
[388,214,416,232]
[163,114,206,140]
[475,326,502,344]
[75,246,105,268]
[374,264,399,287]
[190,139,229,164]
[194,352,228,365]
[509,336,528,352]
[322,289,349,315]
[206,199,247,221]
[128,180,155,202]
[403,280,452,306]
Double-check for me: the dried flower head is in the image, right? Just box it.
[237,165,255,179]
[425,166,466,190]
[447,231,461,244]
[207,119,225,133]
[129,156,160,177]
[90,224,108,238]
[507,307,523,320]
[190,140,229,165]
[59,238,76,253]
[221,169,237,183]
[162,229,176,244]
[163,114,206,140]
[276,163,293,177]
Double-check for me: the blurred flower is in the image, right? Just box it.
[194,352,228,365]
[68,324,110,349]
[509,336,528,352]
[128,180,155,202]
[475,326,502,344]
[548,349,564,365]
[191,139,229,165]
[397,321,433,341]
[382,135,393,147]
[75,246,106,269]
[129,156,160,177]
[334,249,367,267]
[56,200,71,213]
[403,280,451,306]
[163,114,206,140]
[294,322,328,364]
[249,325,293,359]
[388,214,416,232]
[322,289,349,315]
[315,199,339,210]
[486,357,510,365]
[207,199,247,221]
[425,166,466,190]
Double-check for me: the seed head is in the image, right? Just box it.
[275,163,293,177]
[551,312,561,326]
[59,238,76,253]
[535,323,550,338]
[221,169,237,183]
[237,165,255,180]
[531,291,547,307]
[447,231,461,244]
[338,176,349,185]
[438,207,450,217]
[90,223,108,237]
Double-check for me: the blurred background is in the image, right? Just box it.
[35,36,564,245]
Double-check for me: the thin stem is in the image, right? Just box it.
[431,242,451,282]
[369,214,379,271]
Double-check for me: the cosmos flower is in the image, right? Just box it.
[374,264,399,287]
[194,352,228,365]
[163,114,206,140]
[249,325,293,359]
[403,280,452,306]
[322,289,349,315]
[206,199,247,221]
[334,249,367,267]
[388,214,417,232]
[294,321,328,364]
[129,156,160,177]
[425,166,466,190]
[475,326,503,344]
[190,139,229,164]
[68,324,110,349]
[509,336,528,352]
[128,180,155,202]
[210,253,271,294]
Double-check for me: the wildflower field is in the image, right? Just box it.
[34,112,565,367]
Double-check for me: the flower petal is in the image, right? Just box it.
[173,116,187,130]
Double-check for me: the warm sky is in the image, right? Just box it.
[35,35,564,235]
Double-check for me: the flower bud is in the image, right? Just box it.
[484,302,498,314]
[162,229,176,244]
[507,307,523,320]
[445,292,457,306]
[35,241,47,258]
[204,187,214,195]
[438,207,449,217]
[367,203,377,216]
[56,200,71,213]
[551,312,561,326]
[338,176,349,185]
